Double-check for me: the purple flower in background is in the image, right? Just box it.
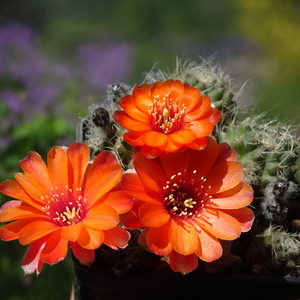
[0,22,73,119]
[1,89,23,113]
[0,22,36,47]
[0,21,134,129]
[0,22,40,79]
[0,21,136,173]
[76,42,132,90]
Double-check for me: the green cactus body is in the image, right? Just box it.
[262,225,300,276]
[218,115,299,187]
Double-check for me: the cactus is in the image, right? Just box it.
[217,113,300,224]
[76,58,300,277]
[218,113,299,185]
[259,225,300,276]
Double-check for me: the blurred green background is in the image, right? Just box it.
[0,0,300,299]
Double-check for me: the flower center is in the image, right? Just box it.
[163,170,211,218]
[148,94,187,134]
[41,186,86,226]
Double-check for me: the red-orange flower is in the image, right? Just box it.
[113,79,222,158]
[121,138,254,274]
[0,143,132,275]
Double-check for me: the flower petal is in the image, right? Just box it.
[189,120,215,137]
[40,230,68,265]
[21,237,46,275]
[185,138,219,177]
[159,138,217,179]
[119,200,144,229]
[178,85,201,113]
[203,106,222,124]
[184,137,207,150]
[165,80,185,100]
[77,226,104,249]
[141,145,164,158]
[0,200,22,210]
[121,173,160,205]
[205,161,244,194]
[0,205,46,222]
[14,173,48,206]
[103,226,131,250]
[146,222,173,256]
[118,95,149,123]
[18,219,60,245]
[139,202,170,227]
[169,219,199,255]
[220,207,255,232]
[159,149,189,179]
[143,131,168,147]
[0,180,41,209]
[159,137,183,153]
[195,228,223,262]
[47,146,68,189]
[184,95,211,120]
[67,143,90,189]
[168,130,196,145]
[195,209,242,240]
[0,218,39,241]
[61,222,83,242]
[83,151,123,209]
[70,241,95,266]
[151,81,173,100]
[169,251,198,274]
[123,131,147,146]
[214,142,237,163]
[133,151,167,194]
[113,110,151,131]
[132,85,152,114]
[210,182,254,209]
[20,151,51,188]
[100,189,133,214]
[83,205,119,230]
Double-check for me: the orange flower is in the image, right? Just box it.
[121,138,254,274]
[113,79,222,158]
[0,143,132,275]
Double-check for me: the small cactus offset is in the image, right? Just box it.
[247,225,300,277]
[77,82,133,168]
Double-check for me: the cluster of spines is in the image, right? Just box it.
[218,113,299,187]
[260,225,300,276]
